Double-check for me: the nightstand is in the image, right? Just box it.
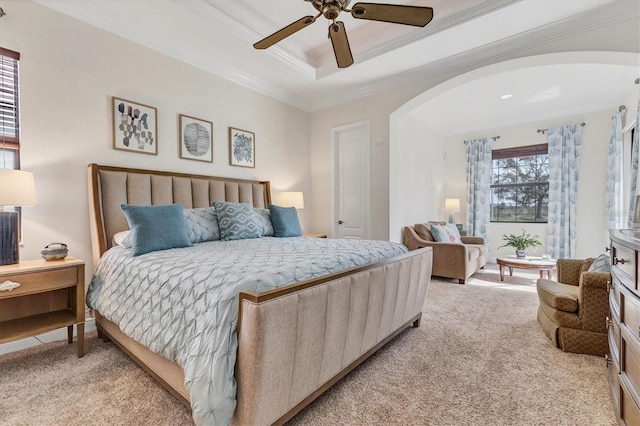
[0,257,85,357]
[303,233,327,238]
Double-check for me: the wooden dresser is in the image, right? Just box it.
[609,229,640,423]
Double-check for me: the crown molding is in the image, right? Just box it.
[316,0,521,79]
[310,2,640,111]
[176,0,318,80]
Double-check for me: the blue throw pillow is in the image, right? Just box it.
[213,201,263,241]
[120,203,192,256]
[268,204,302,237]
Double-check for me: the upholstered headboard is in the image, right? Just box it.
[88,163,271,266]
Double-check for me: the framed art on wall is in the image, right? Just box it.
[179,114,213,163]
[112,97,158,155]
[229,127,255,168]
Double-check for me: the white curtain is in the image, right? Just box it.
[606,111,624,238]
[628,95,640,227]
[465,138,492,251]
[547,124,582,259]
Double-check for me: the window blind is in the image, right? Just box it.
[0,47,20,150]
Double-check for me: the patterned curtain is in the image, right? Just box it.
[547,124,582,258]
[628,96,640,227]
[606,111,624,238]
[465,138,492,251]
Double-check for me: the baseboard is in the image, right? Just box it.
[0,317,96,355]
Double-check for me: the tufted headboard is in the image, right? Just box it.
[87,163,271,267]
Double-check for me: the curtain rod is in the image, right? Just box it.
[536,122,586,134]
[462,136,500,143]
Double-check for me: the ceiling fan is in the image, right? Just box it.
[253,0,434,69]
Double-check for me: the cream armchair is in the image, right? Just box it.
[404,222,486,284]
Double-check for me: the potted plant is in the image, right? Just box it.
[499,229,542,258]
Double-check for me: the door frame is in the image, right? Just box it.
[331,119,371,239]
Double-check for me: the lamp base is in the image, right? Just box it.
[448,213,455,224]
[0,211,19,265]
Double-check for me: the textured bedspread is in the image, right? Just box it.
[87,237,407,425]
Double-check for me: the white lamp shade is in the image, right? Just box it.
[0,169,38,206]
[445,198,460,213]
[280,191,304,209]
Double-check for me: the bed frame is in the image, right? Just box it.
[87,163,432,425]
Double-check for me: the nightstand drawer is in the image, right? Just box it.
[0,267,78,299]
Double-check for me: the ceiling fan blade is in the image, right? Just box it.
[328,22,354,69]
[350,3,434,27]
[254,16,316,49]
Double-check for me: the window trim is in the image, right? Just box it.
[0,47,20,150]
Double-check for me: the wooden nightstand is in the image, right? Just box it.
[0,257,85,357]
[303,233,327,238]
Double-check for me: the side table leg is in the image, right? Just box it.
[509,267,513,276]
[499,265,504,281]
[67,325,73,344]
[539,270,544,279]
[77,323,85,358]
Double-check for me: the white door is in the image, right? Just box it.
[333,120,370,239]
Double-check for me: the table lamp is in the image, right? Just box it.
[279,191,304,209]
[0,169,38,265]
[445,198,460,223]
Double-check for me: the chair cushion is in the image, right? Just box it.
[537,278,580,313]
[414,223,434,241]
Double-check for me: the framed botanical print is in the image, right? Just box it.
[228,127,255,168]
[112,97,157,155]
[179,114,213,163]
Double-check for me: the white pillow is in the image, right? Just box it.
[112,230,132,248]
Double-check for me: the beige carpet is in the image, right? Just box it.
[0,265,615,425]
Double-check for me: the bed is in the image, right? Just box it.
[87,163,433,425]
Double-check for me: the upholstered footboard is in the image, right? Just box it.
[234,247,432,425]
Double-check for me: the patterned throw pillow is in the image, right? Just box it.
[254,208,274,237]
[588,253,611,272]
[213,201,263,241]
[183,207,221,244]
[430,223,462,244]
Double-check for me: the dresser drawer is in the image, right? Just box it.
[611,277,622,317]
[0,267,78,299]
[620,373,640,425]
[609,361,621,419]
[610,316,621,373]
[620,283,640,343]
[612,241,637,292]
[622,325,640,401]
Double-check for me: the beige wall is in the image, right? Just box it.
[3,1,310,278]
[444,109,614,260]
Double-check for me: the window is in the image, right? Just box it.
[490,144,548,223]
[0,47,20,170]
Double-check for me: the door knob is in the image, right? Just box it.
[338,220,344,225]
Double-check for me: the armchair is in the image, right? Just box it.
[536,258,610,356]
[404,222,486,284]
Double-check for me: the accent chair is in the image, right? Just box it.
[536,258,610,356]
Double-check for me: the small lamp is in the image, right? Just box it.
[0,169,38,265]
[279,191,304,209]
[445,198,460,224]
